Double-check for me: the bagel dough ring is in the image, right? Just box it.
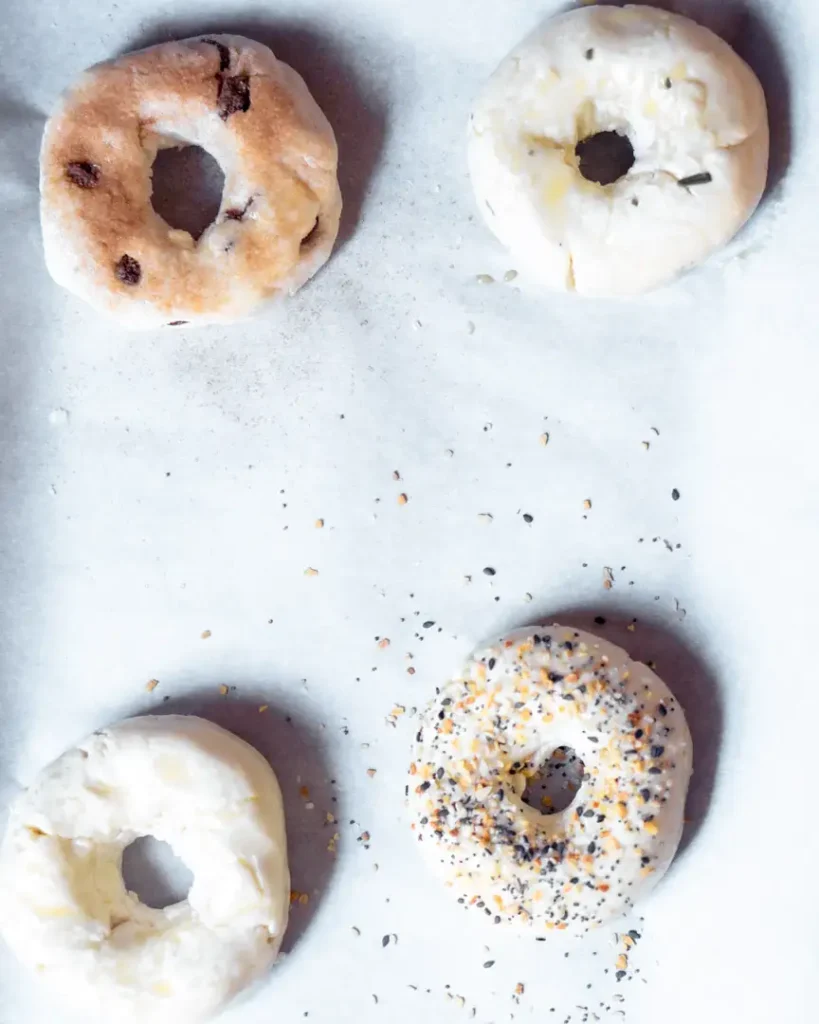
[0,715,289,1021]
[40,35,341,327]
[468,5,769,296]
[408,625,692,934]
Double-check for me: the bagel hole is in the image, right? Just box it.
[121,836,194,909]
[151,144,225,241]
[522,746,585,816]
[300,217,320,251]
[575,131,635,186]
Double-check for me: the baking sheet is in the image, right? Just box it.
[0,1,817,1021]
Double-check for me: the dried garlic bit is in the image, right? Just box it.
[304,567,319,576]
[540,432,550,446]
[145,679,159,693]
[397,492,409,505]
[201,629,212,639]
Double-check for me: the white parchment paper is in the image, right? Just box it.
[0,1,816,1022]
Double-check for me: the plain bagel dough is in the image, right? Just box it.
[408,625,693,934]
[468,5,769,296]
[40,35,341,327]
[0,715,289,1021]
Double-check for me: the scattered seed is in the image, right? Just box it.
[475,274,495,284]
[304,567,319,576]
[583,498,592,510]
[483,566,496,576]
[145,679,159,692]
[367,768,377,777]
[378,638,391,649]
[315,518,324,528]
[483,960,495,968]
[503,269,518,282]
[398,493,408,505]
[382,934,390,947]
[540,432,550,446]
[201,629,212,639]
[218,684,228,695]
[671,488,680,500]
[259,704,269,713]
[522,513,533,523]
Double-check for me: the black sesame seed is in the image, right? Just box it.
[523,513,534,523]
[483,567,496,576]
[651,745,665,758]
[594,616,606,625]
[671,488,680,501]
[488,657,496,669]
[678,172,712,188]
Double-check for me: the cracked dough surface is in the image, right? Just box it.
[468,5,769,296]
[0,715,289,1022]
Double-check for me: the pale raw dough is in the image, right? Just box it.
[0,715,289,1022]
[40,35,341,328]
[408,625,692,934]
[468,5,769,296]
